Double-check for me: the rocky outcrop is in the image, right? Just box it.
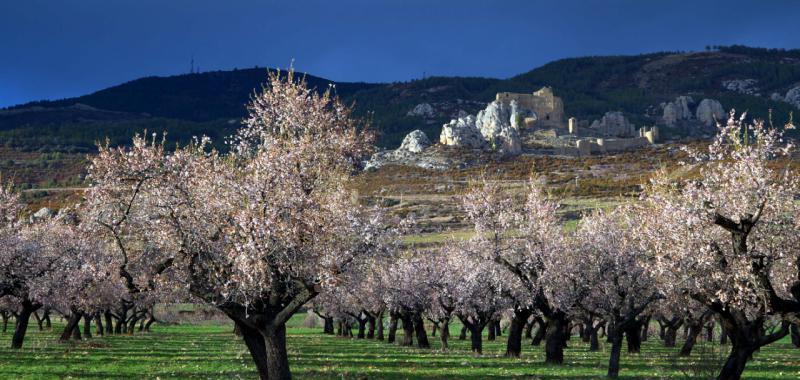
[695,99,725,126]
[475,100,522,155]
[661,96,694,126]
[784,86,800,109]
[589,111,635,137]
[439,100,523,155]
[398,130,431,153]
[30,207,55,223]
[439,115,486,149]
[722,79,759,96]
[407,103,435,118]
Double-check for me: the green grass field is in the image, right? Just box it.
[1,317,799,379]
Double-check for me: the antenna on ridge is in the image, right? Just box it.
[190,55,195,74]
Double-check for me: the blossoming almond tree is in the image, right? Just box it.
[0,188,111,348]
[381,252,438,348]
[443,241,511,354]
[86,69,392,380]
[459,178,568,360]
[641,112,800,380]
[568,207,661,378]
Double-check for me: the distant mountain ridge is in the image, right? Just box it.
[7,68,379,121]
[3,45,800,152]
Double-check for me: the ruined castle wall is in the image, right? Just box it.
[496,87,565,128]
[594,137,649,153]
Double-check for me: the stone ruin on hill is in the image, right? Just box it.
[366,88,730,170]
[439,87,564,156]
[438,87,659,158]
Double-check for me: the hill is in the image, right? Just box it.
[3,45,800,152]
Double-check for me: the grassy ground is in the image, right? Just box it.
[1,316,799,379]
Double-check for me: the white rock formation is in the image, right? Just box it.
[475,100,522,155]
[661,96,694,126]
[30,207,55,223]
[439,115,486,149]
[784,86,800,109]
[589,111,635,137]
[398,130,431,153]
[695,99,725,126]
[407,103,435,118]
[439,100,523,155]
[722,79,759,96]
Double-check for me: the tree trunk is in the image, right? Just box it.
[664,325,680,347]
[680,323,703,356]
[10,301,37,349]
[495,320,502,337]
[468,324,484,354]
[237,321,270,380]
[607,333,623,378]
[720,325,728,345]
[345,321,353,337]
[580,322,591,342]
[590,325,600,351]
[127,316,138,335]
[413,314,430,348]
[60,311,82,342]
[430,321,438,337]
[356,317,366,339]
[43,310,51,329]
[323,317,334,335]
[366,315,375,339]
[706,322,714,342]
[400,314,414,346]
[544,313,567,364]
[487,320,496,341]
[1,312,8,333]
[144,316,156,332]
[83,315,92,339]
[118,307,128,334]
[459,326,467,340]
[531,317,546,346]
[104,311,113,334]
[376,313,384,341]
[505,308,532,358]
[524,320,533,339]
[94,314,104,336]
[72,317,83,340]
[791,324,800,348]
[624,320,642,353]
[387,314,398,343]
[709,304,789,380]
[263,324,291,380]
[640,316,650,342]
[440,318,450,350]
[717,345,755,380]
[114,316,124,334]
[33,311,43,331]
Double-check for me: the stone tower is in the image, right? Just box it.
[495,87,565,129]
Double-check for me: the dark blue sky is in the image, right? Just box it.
[1,0,799,108]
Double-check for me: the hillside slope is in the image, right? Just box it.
[3,45,800,151]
